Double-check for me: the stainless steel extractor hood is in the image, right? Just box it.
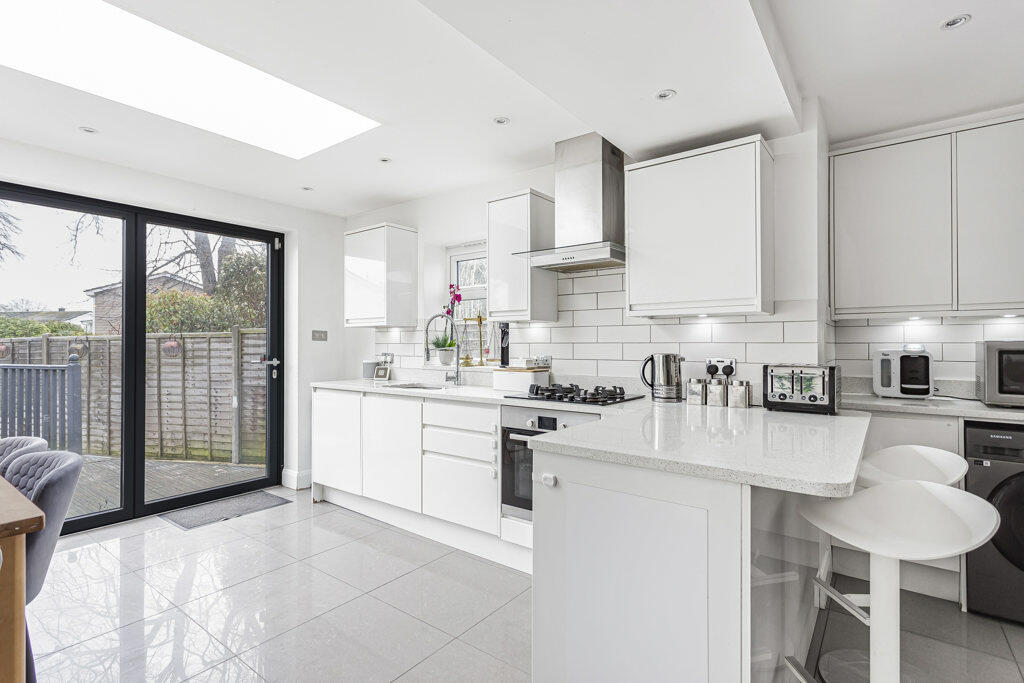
[528,132,626,272]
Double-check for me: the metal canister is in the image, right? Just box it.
[706,378,727,407]
[728,380,750,409]
[686,378,706,405]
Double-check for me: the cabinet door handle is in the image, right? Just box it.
[492,439,498,449]
[491,468,497,479]
[533,472,557,487]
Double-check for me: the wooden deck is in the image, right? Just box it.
[69,454,265,519]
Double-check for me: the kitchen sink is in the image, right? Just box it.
[387,383,445,390]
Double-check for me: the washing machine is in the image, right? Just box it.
[966,420,1024,622]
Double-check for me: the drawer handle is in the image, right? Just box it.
[535,473,557,488]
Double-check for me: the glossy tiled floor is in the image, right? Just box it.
[816,574,1024,682]
[31,487,531,682]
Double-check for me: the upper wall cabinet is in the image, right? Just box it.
[625,136,774,317]
[831,117,1024,318]
[344,223,418,328]
[487,189,557,322]
[831,136,954,316]
[957,120,1024,310]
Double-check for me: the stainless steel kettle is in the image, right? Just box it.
[641,353,685,403]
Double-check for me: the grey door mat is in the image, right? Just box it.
[160,490,291,530]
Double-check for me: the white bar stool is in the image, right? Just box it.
[856,444,967,489]
[799,480,999,682]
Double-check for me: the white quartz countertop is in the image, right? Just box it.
[310,379,652,415]
[842,393,1024,423]
[528,404,872,497]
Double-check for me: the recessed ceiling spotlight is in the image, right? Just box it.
[941,14,971,30]
[378,157,391,164]
[655,89,677,101]
[1004,314,1018,318]
[301,186,314,191]
[697,314,708,318]
[909,316,921,321]
[78,126,99,134]
[493,116,510,125]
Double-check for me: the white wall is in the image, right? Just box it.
[0,136,346,490]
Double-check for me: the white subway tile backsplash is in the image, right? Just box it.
[784,321,818,343]
[712,322,784,343]
[400,329,426,345]
[942,343,976,362]
[510,326,550,344]
[838,360,872,377]
[375,329,402,344]
[746,343,818,364]
[869,342,942,361]
[835,343,869,360]
[933,361,976,381]
[558,293,597,310]
[509,343,531,358]
[598,326,651,343]
[622,314,679,326]
[677,342,747,362]
[753,299,818,322]
[572,274,623,294]
[597,291,626,309]
[551,327,598,343]
[650,324,713,343]
[622,343,680,360]
[904,324,983,343]
[573,308,622,326]
[530,343,574,359]
[835,325,904,343]
[598,360,640,377]
[387,343,417,356]
[573,343,623,360]
[984,323,1024,341]
[557,279,573,295]
[552,359,597,376]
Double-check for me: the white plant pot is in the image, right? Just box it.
[437,347,456,366]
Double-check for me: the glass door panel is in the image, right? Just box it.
[143,223,272,503]
[0,197,125,519]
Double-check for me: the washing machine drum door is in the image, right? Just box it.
[989,473,1024,571]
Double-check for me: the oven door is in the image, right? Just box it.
[502,428,540,520]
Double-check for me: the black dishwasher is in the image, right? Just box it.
[966,421,1024,622]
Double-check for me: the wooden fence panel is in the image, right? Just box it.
[0,331,266,464]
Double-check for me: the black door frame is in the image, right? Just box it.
[0,181,284,533]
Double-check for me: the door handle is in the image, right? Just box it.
[250,356,281,367]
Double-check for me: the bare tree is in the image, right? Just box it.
[67,213,105,263]
[0,298,44,312]
[145,225,260,294]
[0,201,23,262]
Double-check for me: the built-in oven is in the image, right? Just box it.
[976,341,1024,407]
[500,405,601,522]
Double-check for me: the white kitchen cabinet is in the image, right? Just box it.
[311,388,362,495]
[361,394,423,512]
[487,189,557,322]
[343,223,418,328]
[957,119,1024,310]
[625,135,774,317]
[422,452,498,534]
[831,135,954,316]
[862,412,960,457]
[533,450,744,682]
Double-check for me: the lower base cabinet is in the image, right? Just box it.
[423,452,498,534]
[361,394,423,512]
[311,389,362,495]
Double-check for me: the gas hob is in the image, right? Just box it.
[505,383,644,406]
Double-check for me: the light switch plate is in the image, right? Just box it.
[312,330,328,341]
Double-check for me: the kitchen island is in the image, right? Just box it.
[528,404,871,683]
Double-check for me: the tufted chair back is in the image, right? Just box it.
[0,436,48,477]
[4,450,83,603]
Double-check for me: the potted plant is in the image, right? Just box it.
[432,334,457,365]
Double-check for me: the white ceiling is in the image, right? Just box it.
[0,0,588,217]
[419,0,801,160]
[768,0,1024,144]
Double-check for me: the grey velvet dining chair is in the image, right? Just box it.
[0,436,48,477]
[3,450,83,683]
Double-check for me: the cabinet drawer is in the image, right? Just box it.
[422,426,497,463]
[423,452,499,535]
[423,400,498,434]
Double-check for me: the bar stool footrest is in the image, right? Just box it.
[814,576,871,625]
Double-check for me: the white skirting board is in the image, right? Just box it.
[316,485,532,574]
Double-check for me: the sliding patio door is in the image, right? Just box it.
[0,182,283,532]
[140,219,281,509]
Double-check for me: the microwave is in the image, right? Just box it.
[976,341,1024,407]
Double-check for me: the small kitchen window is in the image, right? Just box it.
[448,242,487,320]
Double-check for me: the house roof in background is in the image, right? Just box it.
[84,272,202,296]
[3,310,90,322]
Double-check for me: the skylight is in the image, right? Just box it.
[0,0,380,159]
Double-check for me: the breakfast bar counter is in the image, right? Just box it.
[528,404,871,682]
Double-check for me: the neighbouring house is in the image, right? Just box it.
[85,273,203,334]
[2,308,94,333]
